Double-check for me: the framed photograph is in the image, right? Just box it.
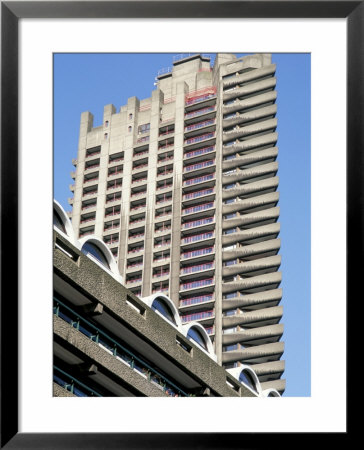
[1,1,357,448]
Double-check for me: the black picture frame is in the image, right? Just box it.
[1,1,357,448]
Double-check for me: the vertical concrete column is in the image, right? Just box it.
[95,104,116,236]
[170,81,188,307]
[73,111,94,235]
[142,90,162,297]
[214,70,223,364]
[118,97,139,276]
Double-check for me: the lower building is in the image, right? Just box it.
[53,199,280,397]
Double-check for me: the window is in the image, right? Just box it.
[223,344,238,352]
[82,242,110,269]
[104,120,109,128]
[138,123,150,134]
[104,133,108,139]
[239,370,257,392]
[128,126,132,132]
[53,210,66,233]
[129,113,133,120]
[151,298,176,325]
[187,327,207,350]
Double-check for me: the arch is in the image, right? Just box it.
[53,199,75,243]
[182,322,216,360]
[226,364,261,395]
[261,388,281,397]
[79,236,122,283]
[141,294,182,331]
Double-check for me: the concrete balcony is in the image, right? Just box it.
[223,207,280,231]
[260,378,285,394]
[70,171,76,179]
[151,272,170,283]
[222,238,280,262]
[222,192,279,216]
[222,162,278,185]
[223,64,276,89]
[223,91,277,116]
[222,306,282,330]
[179,278,215,296]
[222,255,281,278]
[68,197,74,205]
[105,198,122,209]
[69,184,75,192]
[184,133,216,152]
[223,77,276,103]
[127,248,144,258]
[223,104,277,129]
[222,147,278,172]
[223,176,279,201]
[222,288,282,311]
[129,218,146,229]
[222,272,282,295]
[222,324,283,346]
[222,341,284,365]
[80,215,96,227]
[184,119,216,138]
[250,360,285,382]
[222,222,280,246]
[130,191,147,201]
[72,158,78,166]
[184,105,216,123]
[223,118,277,144]
[132,164,149,174]
[127,234,145,244]
[180,310,215,326]
[222,132,278,158]
[181,233,215,250]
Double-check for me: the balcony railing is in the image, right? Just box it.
[132,177,147,184]
[153,270,170,278]
[181,232,214,244]
[184,145,215,159]
[80,217,95,224]
[128,247,144,254]
[184,159,215,173]
[85,164,100,171]
[182,188,214,201]
[185,105,215,119]
[181,246,214,259]
[158,143,174,151]
[179,294,214,307]
[182,217,214,230]
[180,309,214,322]
[81,203,97,210]
[180,262,214,275]
[53,299,189,396]
[136,136,150,144]
[54,366,102,397]
[182,202,214,215]
[105,209,121,217]
[129,233,145,240]
[104,238,119,245]
[127,262,144,270]
[184,132,215,146]
[185,119,215,132]
[185,87,217,106]
[183,173,214,187]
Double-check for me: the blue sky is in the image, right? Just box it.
[54,53,311,397]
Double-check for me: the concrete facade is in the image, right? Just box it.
[68,53,285,394]
[53,219,274,397]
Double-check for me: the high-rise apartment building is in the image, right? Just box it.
[69,53,285,394]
